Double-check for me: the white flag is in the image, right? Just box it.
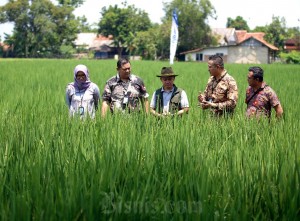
[170,9,178,65]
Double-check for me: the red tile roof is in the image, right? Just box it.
[179,29,279,55]
[235,30,278,50]
[94,34,113,40]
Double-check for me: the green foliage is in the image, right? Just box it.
[98,4,152,57]
[280,50,300,64]
[1,0,298,60]
[77,15,94,33]
[263,16,287,50]
[57,0,84,7]
[156,21,172,60]
[226,16,250,31]
[163,0,216,59]
[132,26,160,60]
[0,60,299,220]
[252,26,267,33]
[60,44,76,58]
[0,0,81,58]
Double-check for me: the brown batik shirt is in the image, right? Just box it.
[203,70,238,116]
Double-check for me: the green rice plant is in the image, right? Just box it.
[0,59,299,220]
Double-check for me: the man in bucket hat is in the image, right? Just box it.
[150,67,189,117]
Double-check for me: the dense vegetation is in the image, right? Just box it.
[0,59,299,220]
[1,0,299,62]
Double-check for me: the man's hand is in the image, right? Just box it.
[200,101,217,109]
[162,112,174,117]
[198,92,205,103]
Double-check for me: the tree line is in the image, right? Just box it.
[0,0,299,63]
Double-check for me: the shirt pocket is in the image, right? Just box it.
[215,84,228,99]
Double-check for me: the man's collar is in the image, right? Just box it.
[161,86,175,93]
[215,69,227,80]
[116,73,132,82]
[251,82,265,91]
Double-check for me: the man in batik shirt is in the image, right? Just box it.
[245,66,283,118]
[101,57,149,116]
[198,55,238,116]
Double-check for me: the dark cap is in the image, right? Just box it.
[156,67,178,77]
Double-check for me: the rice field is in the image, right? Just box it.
[0,59,299,220]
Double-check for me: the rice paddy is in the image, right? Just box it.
[0,59,299,220]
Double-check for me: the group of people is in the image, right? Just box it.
[198,55,283,118]
[66,56,283,120]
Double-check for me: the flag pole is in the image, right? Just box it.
[170,9,178,65]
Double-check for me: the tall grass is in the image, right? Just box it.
[0,59,299,220]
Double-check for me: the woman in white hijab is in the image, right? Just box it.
[66,64,100,119]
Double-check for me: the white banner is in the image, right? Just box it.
[170,9,178,65]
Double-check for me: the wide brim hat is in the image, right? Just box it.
[156,67,178,77]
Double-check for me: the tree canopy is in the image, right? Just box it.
[98,4,152,57]
[264,16,287,50]
[0,0,299,62]
[0,0,83,57]
[162,0,216,60]
[226,16,250,31]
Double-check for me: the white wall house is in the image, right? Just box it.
[180,29,278,64]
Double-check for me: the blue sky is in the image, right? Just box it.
[1,0,299,39]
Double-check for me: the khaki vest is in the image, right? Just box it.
[154,85,183,114]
